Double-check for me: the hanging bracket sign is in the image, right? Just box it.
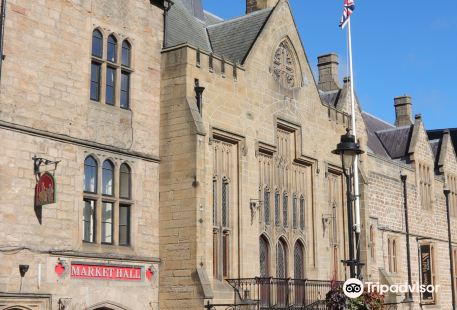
[35,172,56,207]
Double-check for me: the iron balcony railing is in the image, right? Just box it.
[226,277,342,309]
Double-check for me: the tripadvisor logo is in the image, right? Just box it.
[343,278,364,299]
[343,278,440,299]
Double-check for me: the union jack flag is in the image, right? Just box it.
[339,0,355,29]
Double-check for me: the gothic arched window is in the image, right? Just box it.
[276,239,287,278]
[294,241,304,279]
[272,39,298,88]
[260,236,270,277]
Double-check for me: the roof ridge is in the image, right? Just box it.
[376,125,411,134]
[206,7,273,29]
[203,10,224,21]
[362,111,395,128]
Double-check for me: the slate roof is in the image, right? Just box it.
[376,126,413,159]
[207,8,273,64]
[165,0,211,51]
[361,112,394,158]
[319,90,340,108]
[428,128,457,152]
[164,0,273,64]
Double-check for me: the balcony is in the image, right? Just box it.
[206,278,342,310]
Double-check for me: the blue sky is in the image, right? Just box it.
[203,1,457,129]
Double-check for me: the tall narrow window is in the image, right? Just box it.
[282,193,288,227]
[119,163,131,199]
[102,160,114,196]
[275,191,280,226]
[370,225,376,260]
[292,194,298,229]
[84,156,97,193]
[388,238,397,273]
[222,233,230,277]
[101,202,113,244]
[107,35,117,63]
[276,239,287,278]
[264,189,270,225]
[260,236,269,277]
[122,40,131,67]
[83,199,96,243]
[299,196,305,230]
[213,230,218,278]
[120,72,130,109]
[91,30,103,102]
[90,62,101,101]
[106,67,116,105]
[119,204,130,246]
[222,180,229,227]
[92,29,103,58]
[294,241,304,279]
[213,178,217,226]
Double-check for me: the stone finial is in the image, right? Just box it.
[317,53,340,92]
[394,95,413,127]
[246,0,278,14]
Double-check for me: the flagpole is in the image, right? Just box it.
[347,19,361,236]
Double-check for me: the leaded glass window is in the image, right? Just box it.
[300,196,305,230]
[282,193,288,227]
[260,236,269,277]
[264,189,270,224]
[92,29,103,58]
[276,240,287,278]
[84,156,97,193]
[119,163,131,199]
[119,204,130,246]
[292,195,298,229]
[102,160,114,196]
[107,35,117,63]
[275,191,280,226]
[294,242,304,279]
[101,202,113,244]
[122,40,131,67]
[106,66,116,105]
[83,199,96,243]
[120,71,130,109]
[222,180,229,227]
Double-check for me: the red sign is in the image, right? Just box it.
[35,172,56,206]
[70,263,142,281]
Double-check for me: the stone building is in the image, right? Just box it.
[0,0,168,309]
[160,0,457,309]
[0,0,456,309]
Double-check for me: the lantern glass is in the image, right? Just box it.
[342,150,356,170]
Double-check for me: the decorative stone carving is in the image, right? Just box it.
[272,40,297,88]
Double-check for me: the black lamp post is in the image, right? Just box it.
[444,185,456,310]
[332,128,364,279]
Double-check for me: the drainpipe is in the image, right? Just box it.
[444,185,456,310]
[0,0,7,84]
[401,174,413,302]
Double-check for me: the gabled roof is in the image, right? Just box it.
[376,126,413,159]
[207,8,273,64]
[361,112,394,158]
[164,0,273,64]
[165,0,211,51]
[428,128,457,152]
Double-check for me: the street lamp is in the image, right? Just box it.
[332,128,364,279]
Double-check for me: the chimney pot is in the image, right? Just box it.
[394,95,413,127]
[317,53,340,92]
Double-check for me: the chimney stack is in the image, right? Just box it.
[317,53,340,92]
[394,96,413,127]
[246,0,277,14]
